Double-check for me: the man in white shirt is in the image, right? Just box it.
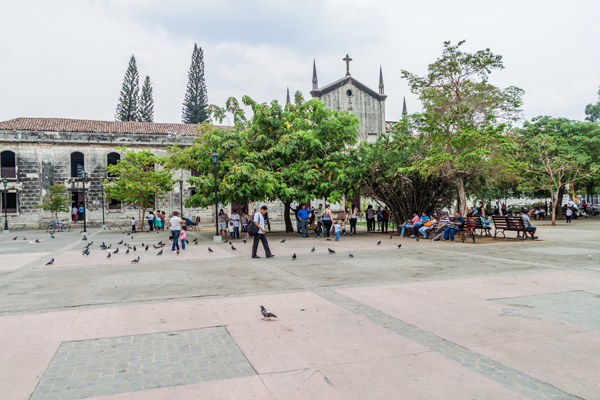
[71,206,78,223]
[230,209,240,239]
[252,206,274,259]
[169,211,183,253]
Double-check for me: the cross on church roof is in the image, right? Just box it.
[343,54,352,76]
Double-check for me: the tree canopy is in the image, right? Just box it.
[115,55,140,122]
[36,183,73,221]
[182,44,210,124]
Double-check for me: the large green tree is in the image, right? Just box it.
[401,40,523,215]
[139,76,154,123]
[517,117,600,225]
[115,55,140,122]
[102,147,175,230]
[585,86,600,122]
[182,44,210,124]
[36,184,73,222]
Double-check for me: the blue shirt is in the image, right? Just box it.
[453,216,465,230]
[297,209,309,219]
[420,216,430,222]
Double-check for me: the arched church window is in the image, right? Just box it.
[70,152,84,178]
[107,152,120,178]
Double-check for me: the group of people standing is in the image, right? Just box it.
[364,205,391,233]
[146,210,167,231]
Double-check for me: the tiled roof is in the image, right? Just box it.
[0,118,230,135]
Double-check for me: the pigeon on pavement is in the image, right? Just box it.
[12,237,17,240]
[36,239,40,243]
[126,248,130,254]
[311,247,315,253]
[208,247,213,253]
[243,238,247,243]
[113,248,119,254]
[118,240,123,245]
[377,240,381,245]
[260,306,277,320]
[280,238,286,243]
[292,253,296,259]
[389,235,393,239]
[231,245,237,251]
[131,257,140,263]
[46,258,54,265]
[416,238,420,242]
[397,244,402,248]
[107,252,111,258]
[328,248,335,254]
[157,249,163,256]
[133,245,137,251]
[145,245,149,251]
[348,252,354,257]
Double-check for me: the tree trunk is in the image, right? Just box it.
[283,201,294,233]
[551,190,559,226]
[556,186,565,219]
[139,207,145,232]
[456,175,467,216]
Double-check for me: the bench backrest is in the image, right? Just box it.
[463,217,477,232]
[492,215,525,230]
[335,212,347,220]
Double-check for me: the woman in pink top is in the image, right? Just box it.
[400,213,419,237]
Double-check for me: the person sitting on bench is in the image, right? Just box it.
[443,212,464,242]
[520,210,538,239]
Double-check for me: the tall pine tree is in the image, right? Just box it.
[115,55,140,122]
[139,76,154,123]
[182,44,210,124]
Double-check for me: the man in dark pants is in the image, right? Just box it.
[297,204,310,238]
[252,206,274,259]
[381,207,390,233]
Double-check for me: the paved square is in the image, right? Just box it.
[30,327,256,400]
[94,270,191,288]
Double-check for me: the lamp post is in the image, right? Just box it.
[100,183,106,229]
[211,150,220,243]
[81,171,88,237]
[2,179,8,234]
[179,179,183,218]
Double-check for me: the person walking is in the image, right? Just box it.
[365,205,376,232]
[501,203,507,216]
[320,204,334,241]
[350,204,359,236]
[71,205,78,223]
[297,204,310,238]
[160,211,166,231]
[131,217,136,233]
[315,203,324,238]
[252,206,274,259]
[241,212,249,240]
[218,209,229,241]
[381,207,390,234]
[147,211,155,231]
[231,209,240,239]
[180,225,187,250]
[169,211,183,254]
[154,210,162,231]
[334,220,341,241]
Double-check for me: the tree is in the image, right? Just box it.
[37,184,73,222]
[401,40,523,215]
[585,86,600,122]
[182,44,210,124]
[102,147,175,231]
[139,76,154,123]
[517,117,600,225]
[115,55,140,122]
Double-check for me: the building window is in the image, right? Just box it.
[1,192,17,213]
[106,153,120,178]
[190,188,196,197]
[108,198,121,210]
[71,152,84,178]
[0,151,16,179]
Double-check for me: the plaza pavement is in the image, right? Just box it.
[1,219,600,399]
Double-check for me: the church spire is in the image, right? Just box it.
[286,87,291,105]
[312,59,318,90]
[379,66,384,95]
[402,97,408,116]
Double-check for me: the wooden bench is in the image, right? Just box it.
[333,212,347,222]
[454,217,477,243]
[492,215,529,240]
[474,217,492,237]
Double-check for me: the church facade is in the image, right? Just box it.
[310,55,388,141]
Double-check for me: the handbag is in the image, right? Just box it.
[247,222,259,236]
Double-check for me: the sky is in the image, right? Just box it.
[1,0,599,124]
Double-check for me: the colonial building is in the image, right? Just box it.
[0,118,222,229]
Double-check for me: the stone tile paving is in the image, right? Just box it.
[30,327,255,400]
[94,270,191,288]
[493,290,600,330]
[315,288,581,400]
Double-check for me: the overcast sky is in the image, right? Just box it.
[1,0,599,124]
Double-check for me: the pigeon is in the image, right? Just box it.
[208,247,213,253]
[46,258,54,265]
[243,238,247,243]
[186,239,189,244]
[231,245,237,251]
[106,244,111,250]
[416,238,420,242]
[131,236,134,239]
[101,242,106,248]
[118,240,123,245]
[83,250,90,256]
[36,239,40,243]
[389,235,393,239]
[228,240,232,245]
[133,245,137,251]
[280,238,286,243]
[89,241,93,246]
[82,236,87,241]
[141,243,144,247]
[113,248,119,254]
[328,248,335,254]
[12,237,17,240]
[126,248,130,254]
[145,245,149,251]
[292,253,296,259]
[131,257,140,263]
[397,244,402,248]
[50,234,55,239]
[23,238,27,240]
[377,240,381,245]
[157,249,163,256]
[194,242,198,246]
[177,249,179,255]
[260,306,277,320]
[311,247,315,253]
[192,239,197,243]
[159,240,164,245]
[108,227,112,230]
[107,253,111,258]
[348,252,354,257]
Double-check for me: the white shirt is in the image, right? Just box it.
[566,209,573,216]
[131,219,135,226]
[253,212,265,234]
[231,213,240,227]
[72,207,78,214]
[334,223,340,233]
[169,216,182,230]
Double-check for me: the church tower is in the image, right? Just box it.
[310,55,387,141]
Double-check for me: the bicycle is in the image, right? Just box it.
[46,220,71,233]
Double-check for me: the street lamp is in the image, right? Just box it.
[100,183,106,229]
[211,150,220,242]
[2,179,8,234]
[81,170,87,237]
[179,179,183,219]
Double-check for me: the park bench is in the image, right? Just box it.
[454,217,477,243]
[474,217,492,237]
[492,215,530,240]
[333,212,347,222]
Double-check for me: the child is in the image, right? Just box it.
[180,226,187,250]
[161,212,166,231]
[341,220,346,236]
[169,235,174,247]
[131,217,136,233]
[229,222,235,239]
[334,220,341,241]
